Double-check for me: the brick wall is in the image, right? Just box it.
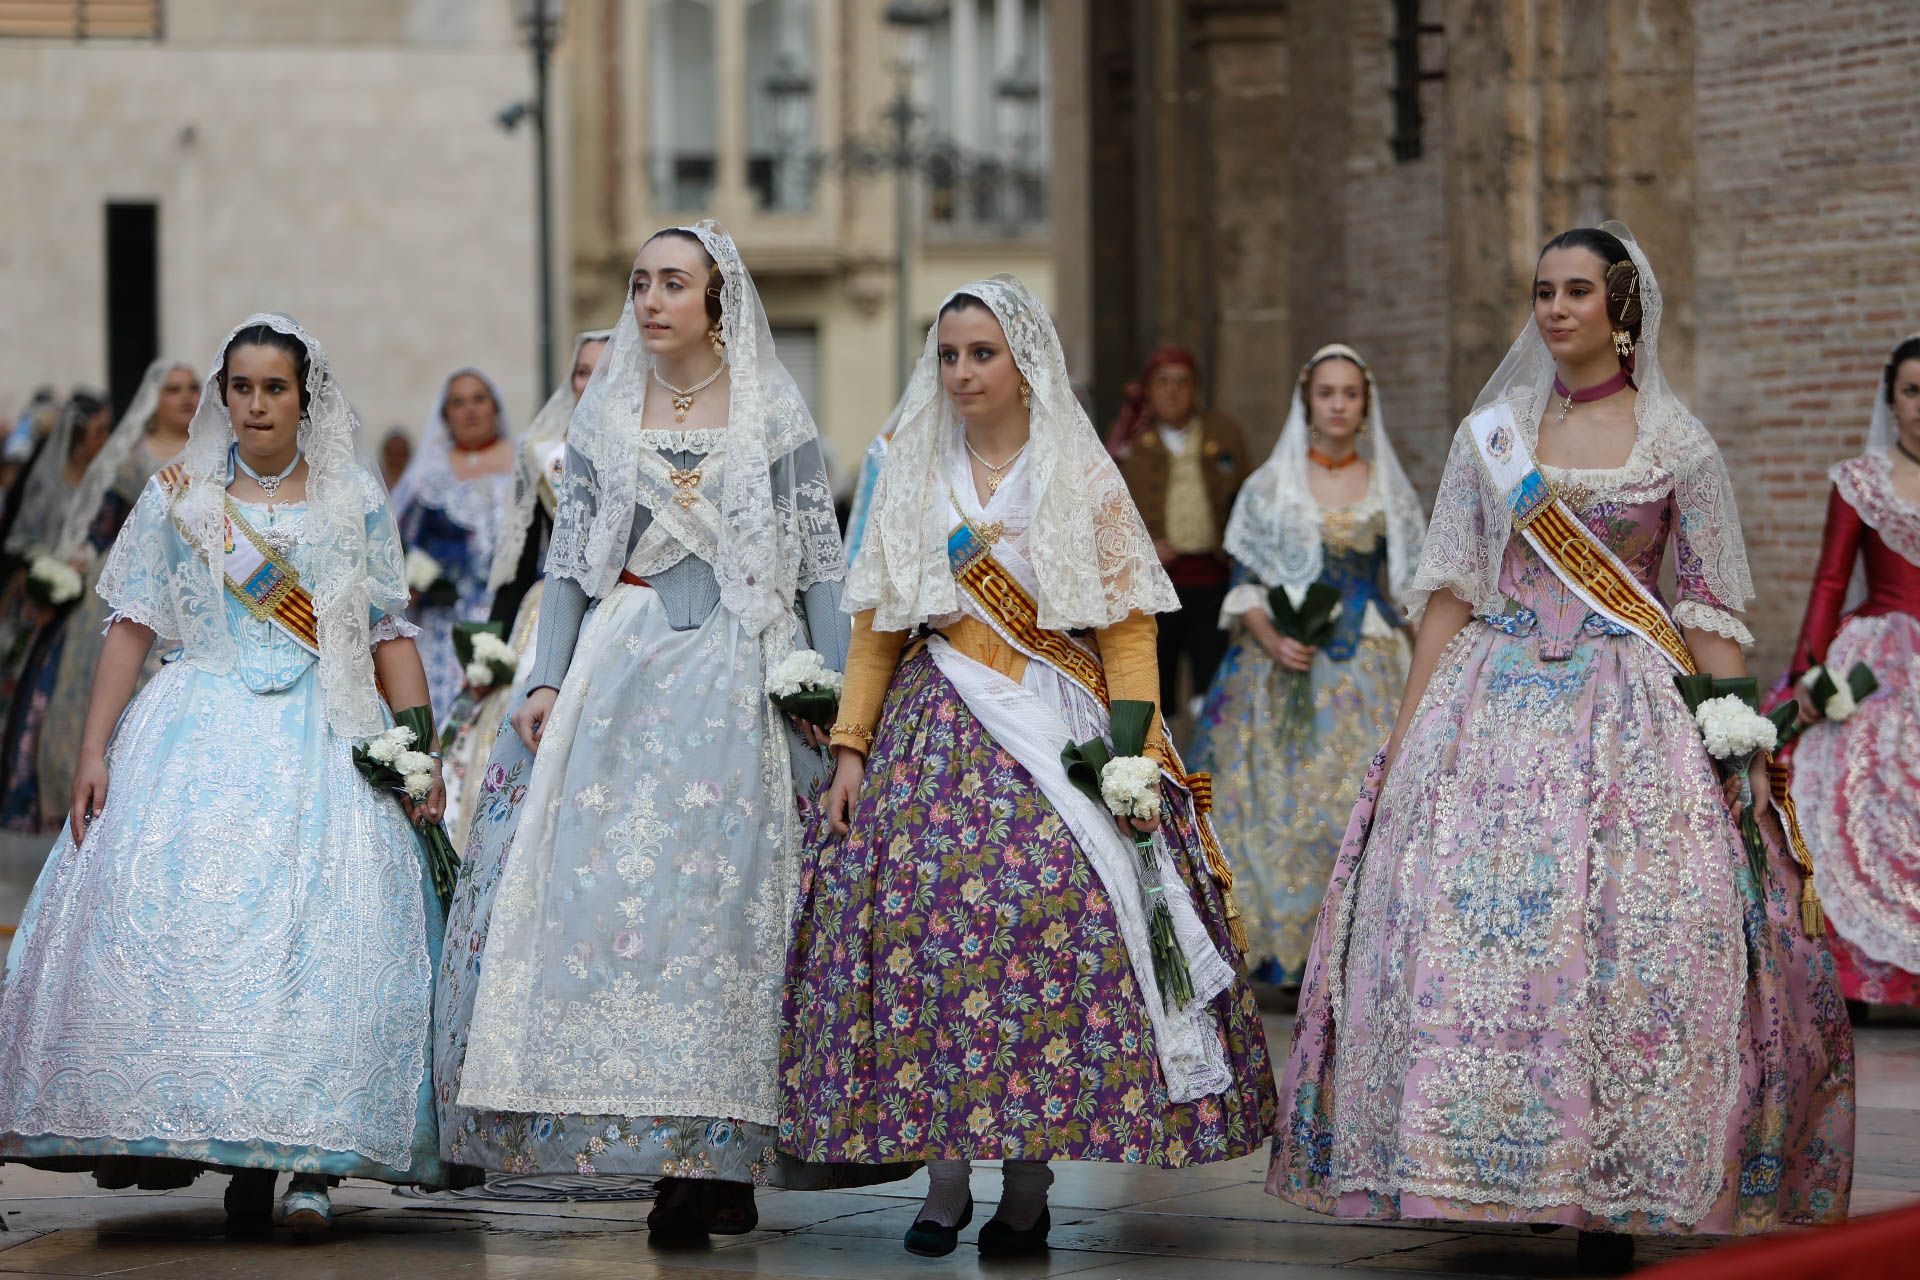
[1694,0,1920,679]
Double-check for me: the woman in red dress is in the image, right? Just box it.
[1786,332,1920,1011]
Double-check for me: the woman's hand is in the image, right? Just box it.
[70,749,109,840]
[821,747,866,837]
[1266,635,1315,672]
[1125,813,1161,838]
[403,761,447,826]
[791,716,830,750]
[1724,752,1785,844]
[513,686,559,752]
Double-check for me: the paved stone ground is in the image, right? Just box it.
[5,834,1918,1279]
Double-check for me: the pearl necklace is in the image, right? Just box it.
[651,361,726,423]
[963,435,1029,495]
[231,444,301,500]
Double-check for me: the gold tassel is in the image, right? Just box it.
[1224,894,1249,958]
[1801,878,1826,939]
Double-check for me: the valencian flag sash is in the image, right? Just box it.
[945,509,1249,952]
[1466,404,1822,930]
[157,463,320,655]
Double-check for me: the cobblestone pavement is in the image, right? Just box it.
[1,1006,1915,1280]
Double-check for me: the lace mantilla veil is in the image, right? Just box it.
[1831,330,1920,609]
[53,358,194,564]
[488,328,612,592]
[1223,343,1424,603]
[5,396,93,559]
[545,220,843,633]
[389,366,515,531]
[847,274,1178,631]
[96,312,408,738]
[1410,220,1756,640]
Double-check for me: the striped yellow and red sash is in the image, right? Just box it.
[945,517,1247,947]
[157,463,320,655]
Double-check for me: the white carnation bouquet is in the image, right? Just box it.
[1675,674,1794,887]
[767,648,843,731]
[454,622,517,691]
[26,555,83,607]
[352,711,458,910]
[1797,660,1878,724]
[404,548,456,606]
[1062,699,1193,1007]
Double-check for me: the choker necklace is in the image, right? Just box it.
[231,443,301,500]
[451,436,500,455]
[1896,439,1920,467]
[1308,447,1361,470]
[1553,366,1636,422]
[652,361,726,424]
[963,434,1030,495]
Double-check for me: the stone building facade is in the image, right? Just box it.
[0,0,545,440]
[1051,0,1920,678]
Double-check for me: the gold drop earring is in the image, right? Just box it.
[1019,380,1031,410]
[709,323,726,357]
[1613,328,1635,360]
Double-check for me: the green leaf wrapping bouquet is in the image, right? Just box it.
[1266,581,1343,751]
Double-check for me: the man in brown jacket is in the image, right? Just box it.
[1108,346,1247,718]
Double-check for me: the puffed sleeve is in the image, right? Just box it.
[1670,437,1757,647]
[97,475,187,643]
[1406,422,1494,623]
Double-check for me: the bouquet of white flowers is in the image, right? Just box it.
[1265,581,1343,750]
[1675,674,1791,888]
[404,548,457,607]
[766,648,843,732]
[1062,699,1192,1008]
[455,621,517,691]
[352,708,458,911]
[1798,660,1878,724]
[26,555,82,607]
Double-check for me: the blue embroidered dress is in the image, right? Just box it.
[0,472,445,1186]
[1190,498,1411,981]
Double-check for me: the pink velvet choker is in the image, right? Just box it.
[1552,365,1636,405]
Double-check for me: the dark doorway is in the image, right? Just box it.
[104,202,159,419]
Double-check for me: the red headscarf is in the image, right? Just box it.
[1106,345,1199,459]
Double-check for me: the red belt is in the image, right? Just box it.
[619,570,650,588]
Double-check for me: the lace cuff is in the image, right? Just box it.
[1674,599,1755,648]
[370,613,421,646]
[1219,583,1268,629]
[102,607,167,639]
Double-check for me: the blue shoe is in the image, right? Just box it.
[904,1194,972,1257]
[278,1186,332,1238]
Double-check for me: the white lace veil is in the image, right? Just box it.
[53,358,194,563]
[4,395,93,558]
[1866,332,1920,454]
[1411,220,1755,627]
[98,312,407,738]
[546,220,843,633]
[488,329,612,592]
[847,275,1178,631]
[389,366,514,531]
[1223,343,1424,602]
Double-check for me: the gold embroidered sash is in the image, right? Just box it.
[159,463,320,655]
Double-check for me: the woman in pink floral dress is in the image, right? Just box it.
[1266,224,1853,1270]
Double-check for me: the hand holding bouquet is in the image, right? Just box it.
[1675,674,1789,887]
[1797,660,1879,724]
[1265,582,1343,750]
[767,648,843,733]
[1063,699,1193,1009]
[26,555,82,607]
[353,706,459,911]
[404,549,457,608]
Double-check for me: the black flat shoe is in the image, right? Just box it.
[1575,1230,1635,1272]
[976,1206,1050,1257]
[704,1181,758,1235]
[904,1194,973,1257]
[223,1169,276,1232]
[646,1177,710,1249]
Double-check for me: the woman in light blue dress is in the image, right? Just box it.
[0,314,448,1238]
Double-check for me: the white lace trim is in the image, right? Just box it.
[1833,451,1920,571]
[1220,582,1268,627]
[635,427,728,454]
[1673,599,1754,647]
[370,614,421,645]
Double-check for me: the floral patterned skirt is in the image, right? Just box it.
[1189,632,1407,980]
[1791,611,1920,1006]
[779,647,1277,1166]
[1267,624,1854,1235]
